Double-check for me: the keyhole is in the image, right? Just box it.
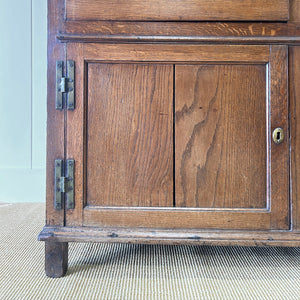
[273,128,284,144]
[276,131,281,141]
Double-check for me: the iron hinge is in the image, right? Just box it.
[54,159,75,210]
[56,60,75,110]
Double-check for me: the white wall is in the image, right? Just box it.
[0,0,47,202]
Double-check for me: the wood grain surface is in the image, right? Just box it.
[290,0,300,21]
[86,63,173,207]
[175,64,266,209]
[66,43,84,227]
[46,0,65,226]
[82,207,271,230]
[269,46,289,230]
[59,22,300,45]
[39,225,300,247]
[66,0,289,21]
[83,44,270,63]
[290,46,300,231]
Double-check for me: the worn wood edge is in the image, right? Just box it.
[38,226,300,247]
[58,21,300,44]
[57,35,300,45]
[45,0,65,226]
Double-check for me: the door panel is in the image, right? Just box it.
[87,63,173,207]
[175,64,267,208]
[66,43,289,230]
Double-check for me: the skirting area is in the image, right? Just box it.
[1,203,300,299]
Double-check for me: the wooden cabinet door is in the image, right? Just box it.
[66,43,289,231]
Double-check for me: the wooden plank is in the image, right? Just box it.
[45,0,65,226]
[86,63,173,207]
[66,0,289,21]
[269,46,289,230]
[175,64,267,209]
[290,0,300,21]
[66,43,84,227]
[39,225,300,247]
[290,47,300,231]
[83,208,271,230]
[60,22,300,45]
[84,44,270,63]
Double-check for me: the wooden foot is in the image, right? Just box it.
[45,241,68,278]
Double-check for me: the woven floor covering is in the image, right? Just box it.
[1,203,300,300]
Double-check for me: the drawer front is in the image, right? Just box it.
[66,0,289,22]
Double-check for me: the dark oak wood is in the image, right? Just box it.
[58,22,300,45]
[83,44,270,63]
[269,46,289,230]
[175,64,266,209]
[87,63,173,207]
[66,0,289,21]
[64,43,289,231]
[39,226,300,247]
[45,242,68,278]
[83,207,271,230]
[41,0,300,278]
[290,46,300,231]
[66,43,84,227]
[290,0,300,21]
[46,0,65,226]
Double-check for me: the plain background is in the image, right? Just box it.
[0,1,47,202]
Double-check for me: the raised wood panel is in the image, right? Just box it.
[66,0,289,21]
[86,63,173,207]
[175,64,267,208]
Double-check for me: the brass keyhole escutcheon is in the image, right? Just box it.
[272,128,284,144]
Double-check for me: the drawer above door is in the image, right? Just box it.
[65,0,289,22]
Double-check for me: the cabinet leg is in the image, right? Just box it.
[45,241,68,278]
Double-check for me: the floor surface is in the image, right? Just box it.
[0,203,300,299]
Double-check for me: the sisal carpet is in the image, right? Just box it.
[0,203,300,300]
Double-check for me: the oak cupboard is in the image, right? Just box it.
[38,0,300,277]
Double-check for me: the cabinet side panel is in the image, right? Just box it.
[86,63,173,207]
[46,0,65,226]
[290,46,300,231]
[175,64,266,209]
